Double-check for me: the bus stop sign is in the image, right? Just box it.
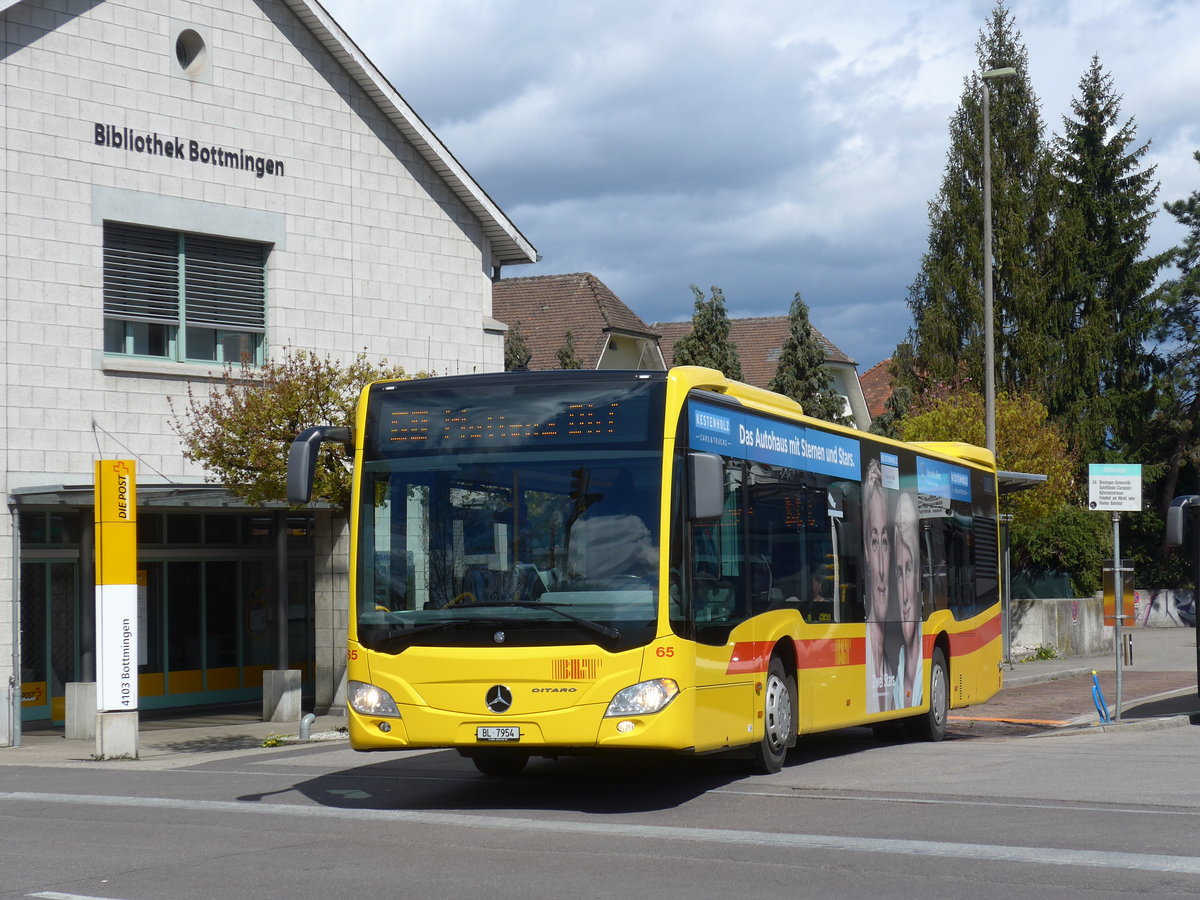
[1088,464,1142,512]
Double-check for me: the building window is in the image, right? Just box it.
[103,222,267,365]
[175,28,207,75]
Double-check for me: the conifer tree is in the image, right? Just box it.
[672,285,743,380]
[556,330,582,369]
[768,292,846,423]
[1048,56,1166,462]
[904,2,1055,397]
[504,321,531,371]
[1152,151,1200,510]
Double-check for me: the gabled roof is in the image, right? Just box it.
[492,273,659,370]
[652,316,854,390]
[859,358,894,418]
[0,0,536,266]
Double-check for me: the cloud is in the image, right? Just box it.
[324,0,1200,368]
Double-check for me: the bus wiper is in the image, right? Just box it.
[368,617,507,651]
[467,601,621,641]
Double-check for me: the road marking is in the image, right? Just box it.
[4,790,1200,875]
[711,788,1200,817]
[29,893,130,900]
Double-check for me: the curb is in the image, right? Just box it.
[1001,665,1094,689]
[1027,713,1198,738]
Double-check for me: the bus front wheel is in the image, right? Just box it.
[750,657,795,774]
[909,648,949,742]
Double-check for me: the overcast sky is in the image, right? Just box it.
[319,0,1200,370]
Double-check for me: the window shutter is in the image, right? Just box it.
[185,234,266,333]
[103,223,180,324]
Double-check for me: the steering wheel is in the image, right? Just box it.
[446,591,475,608]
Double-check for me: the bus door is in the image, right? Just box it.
[686,460,756,752]
[743,471,860,732]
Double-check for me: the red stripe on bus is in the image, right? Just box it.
[728,612,1000,676]
[941,613,1001,656]
[726,642,774,675]
[726,637,867,675]
[796,637,866,669]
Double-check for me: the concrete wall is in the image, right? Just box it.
[1010,592,1198,658]
[1009,596,1112,658]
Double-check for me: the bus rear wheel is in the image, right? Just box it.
[908,647,949,742]
[466,751,529,776]
[750,657,795,774]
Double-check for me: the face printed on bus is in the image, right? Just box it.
[896,527,917,640]
[865,487,890,623]
[894,491,920,642]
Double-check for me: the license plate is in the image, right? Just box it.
[476,726,521,742]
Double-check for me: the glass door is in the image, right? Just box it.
[19,562,77,723]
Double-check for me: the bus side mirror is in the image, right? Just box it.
[688,452,725,520]
[1166,495,1200,548]
[287,426,352,505]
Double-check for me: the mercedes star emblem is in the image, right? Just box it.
[486,685,513,713]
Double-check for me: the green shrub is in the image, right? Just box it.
[1011,505,1110,597]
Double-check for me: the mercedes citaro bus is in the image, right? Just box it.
[287,366,1003,775]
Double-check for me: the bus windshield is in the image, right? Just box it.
[356,374,665,653]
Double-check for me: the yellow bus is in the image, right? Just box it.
[288,366,1002,775]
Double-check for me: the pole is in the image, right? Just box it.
[1112,512,1123,722]
[1001,515,1012,665]
[79,513,96,682]
[982,81,996,456]
[1193,505,1200,699]
[275,509,289,670]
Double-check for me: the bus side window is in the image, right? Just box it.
[687,460,751,642]
[831,486,864,624]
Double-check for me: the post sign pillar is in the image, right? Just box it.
[1089,463,1142,723]
[94,460,139,757]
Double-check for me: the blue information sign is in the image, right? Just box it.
[688,401,861,481]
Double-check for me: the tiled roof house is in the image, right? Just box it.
[654,316,872,429]
[859,358,895,420]
[492,274,665,371]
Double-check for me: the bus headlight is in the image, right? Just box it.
[347,680,401,717]
[605,678,679,717]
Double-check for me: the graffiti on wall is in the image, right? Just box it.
[1135,589,1196,627]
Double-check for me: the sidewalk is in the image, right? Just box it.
[956,625,1200,733]
[3,628,1197,768]
[0,709,350,770]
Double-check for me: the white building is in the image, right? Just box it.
[1,0,535,746]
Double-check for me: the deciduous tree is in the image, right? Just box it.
[899,390,1076,525]
[168,348,416,508]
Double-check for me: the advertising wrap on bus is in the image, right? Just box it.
[689,400,860,480]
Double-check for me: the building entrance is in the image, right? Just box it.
[17,507,314,724]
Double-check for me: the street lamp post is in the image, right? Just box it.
[981,66,1016,456]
